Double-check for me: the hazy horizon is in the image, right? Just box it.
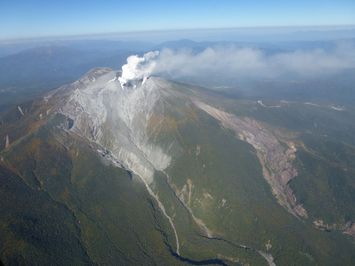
[1,25,355,44]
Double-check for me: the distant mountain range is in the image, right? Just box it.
[0,38,354,110]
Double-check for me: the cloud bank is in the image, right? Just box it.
[120,42,355,87]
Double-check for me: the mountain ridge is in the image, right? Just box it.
[0,68,354,265]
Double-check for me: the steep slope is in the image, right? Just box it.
[0,68,354,265]
[0,101,180,265]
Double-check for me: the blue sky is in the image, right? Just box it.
[1,0,355,40]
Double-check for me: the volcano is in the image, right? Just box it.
[0,67,354,265]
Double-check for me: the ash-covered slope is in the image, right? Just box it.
[56,68,171,184]
[1,66,355,265]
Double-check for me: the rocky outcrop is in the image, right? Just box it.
[344,222,355,237]
[314,219,355,238]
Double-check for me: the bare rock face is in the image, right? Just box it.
[194,100,308,219]
[53,68,171,185]
[314,219,355,238]
[344,222,355,237]
[5,135,10,149]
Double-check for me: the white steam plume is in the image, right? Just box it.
[119,51,159,88]
[119,42,355,87]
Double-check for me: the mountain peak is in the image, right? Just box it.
[52,68,171,184]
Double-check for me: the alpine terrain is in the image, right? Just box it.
[0,64,355,265]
